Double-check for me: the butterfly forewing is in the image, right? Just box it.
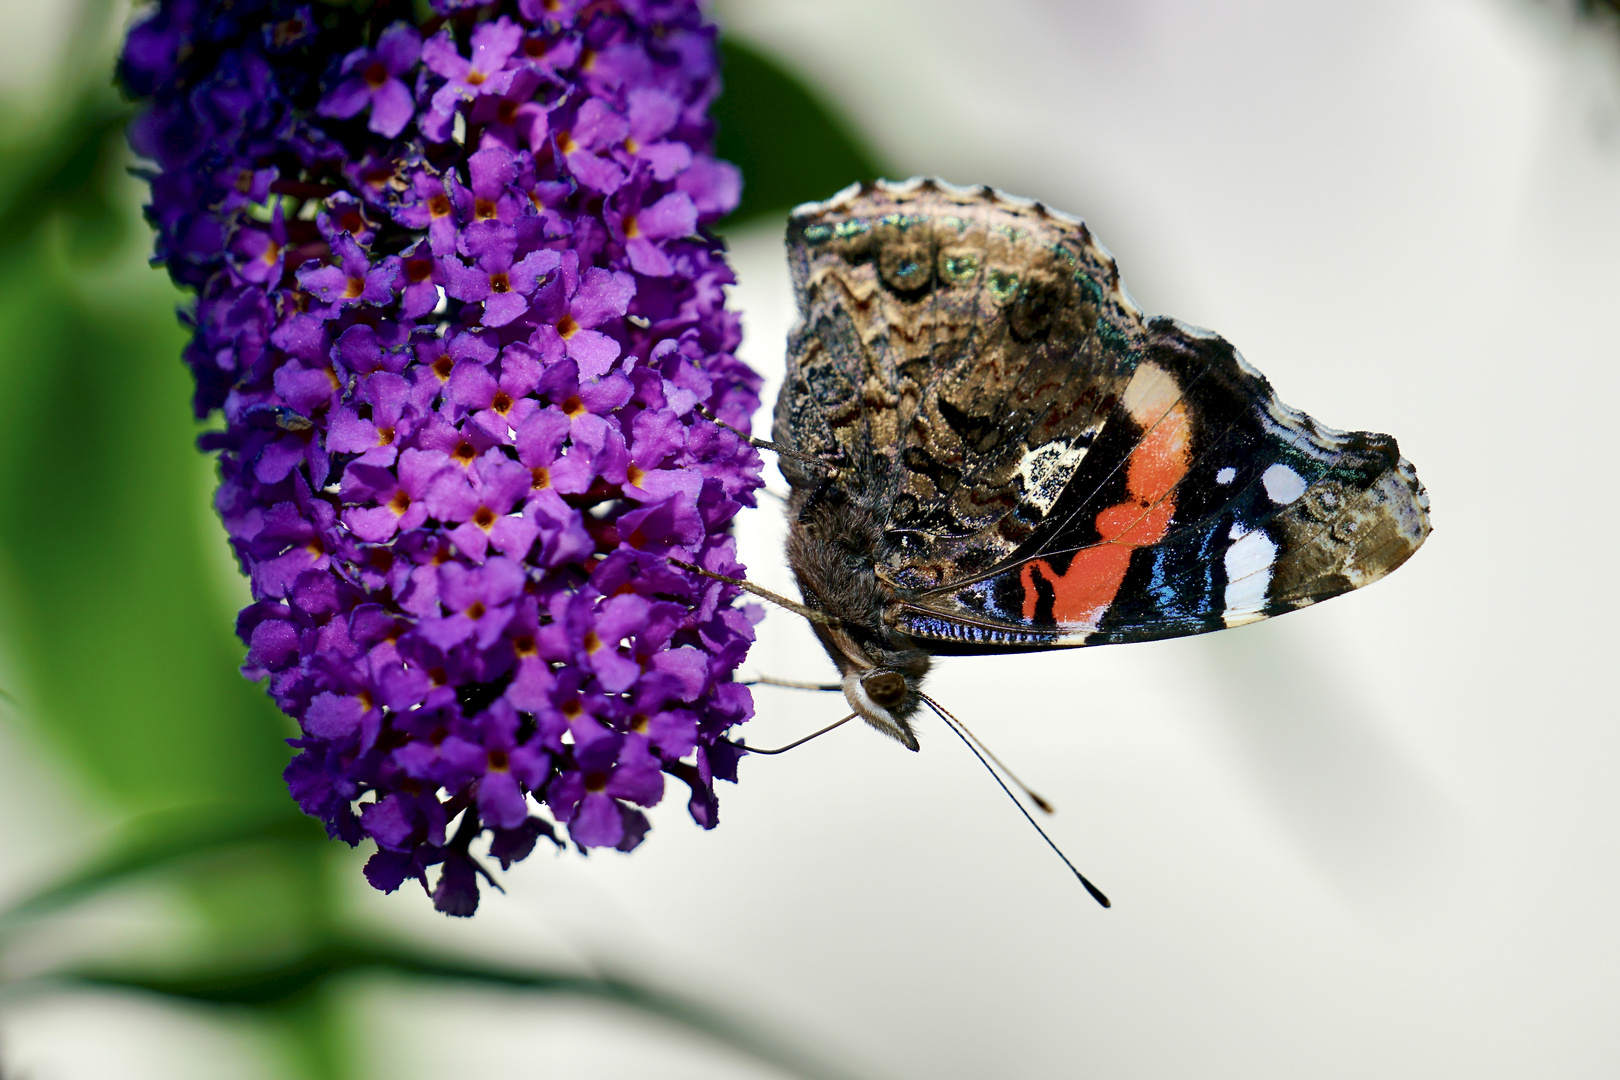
[777,178,1430,656]
[898,321,1429,648]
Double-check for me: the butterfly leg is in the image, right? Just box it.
[666,557,839,626]
[695,404,837,476]
[736,712,856,755]
[744,674,842,692]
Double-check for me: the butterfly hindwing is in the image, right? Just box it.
[777,180,1143,579]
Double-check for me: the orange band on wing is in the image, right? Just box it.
[1020,364,1192,628]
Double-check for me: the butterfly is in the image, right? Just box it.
[761,177,1429,744]
[687,178,1431,903]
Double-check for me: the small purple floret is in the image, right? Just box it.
[318,22,422,138]
[121,0,761,917]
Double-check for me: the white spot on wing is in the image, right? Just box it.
[1216,466,1236,485]
[1261,463,1307,505]
[1120,361,1180,425]
[1223,528,1277,628]
[1017,441,1088,512]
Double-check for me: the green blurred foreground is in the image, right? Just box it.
[0,26,881,1080]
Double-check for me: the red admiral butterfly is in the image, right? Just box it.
[703,178,1430,904]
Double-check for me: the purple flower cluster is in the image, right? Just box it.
[120,0,762,915]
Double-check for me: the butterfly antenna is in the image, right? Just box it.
[737,712,857,755]
[921,695,1056,814]
[666,558,840,627]
[921,694,1111,908]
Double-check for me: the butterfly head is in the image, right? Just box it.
[817,625,931,751]
[840,668,923,751]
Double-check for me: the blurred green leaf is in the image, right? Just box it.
[2,812,881,1080]
[0,804,320,928]
[0,208,293,816]
[714,39,887,228]
[51,935,880,1080]
[0,89,133,262]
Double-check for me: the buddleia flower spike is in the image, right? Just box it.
[121,0,762,916]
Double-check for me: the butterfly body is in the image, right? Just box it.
[773,178,1430,742]
[782,460,933,748]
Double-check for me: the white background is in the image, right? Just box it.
[2,0,1618,1076]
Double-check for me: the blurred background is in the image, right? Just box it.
[1,0,1617,1076]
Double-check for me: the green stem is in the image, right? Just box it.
[36,936,879,1080]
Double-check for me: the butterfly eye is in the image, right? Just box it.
[862,671,907,709]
